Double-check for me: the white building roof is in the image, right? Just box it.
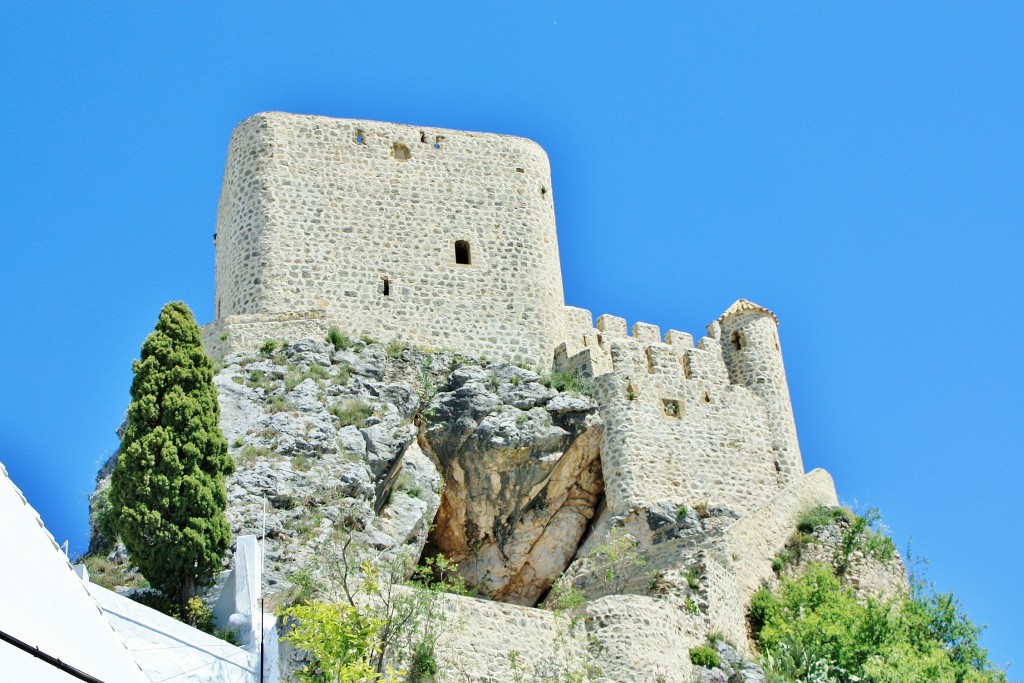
[0,461,149,682]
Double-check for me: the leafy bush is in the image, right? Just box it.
[281,602,399,682]
[751,563,1007,682]
[259,339,278,356]
[330,400,374,427]
[690,646,721,668]
[281,536,466,681]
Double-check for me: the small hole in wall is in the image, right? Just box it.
[680,354,692,379]
[730,331,744,351]
[382,277,390,296]
[455,240,471,265]
[702,391,712,404]
[540,186,547,196]
[626,381,638,401]
[420,131,427,143]
[662,399,682,419]
[353,129,366,145]
[645,349,655,375]
[391,143,411,161]
[515,167,525,173]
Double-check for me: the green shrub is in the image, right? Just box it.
[772,550,793,573]
[330,399,374,427]
[237,445,272,467]
[259,339,278,356]
[690,645,721,668]
[284,366,305,391]
[408,640,438,682]
[684,566,701,589]
[266,395,290,413]
[385,338,409,359]
[796,505,847,534]
[327,326,353,351]
[214,626,241,645]
[82,552,148,591]
[336,363,352,385]
[293,454,314,472]
[838,508,896,573]
[752,563,1007,682]
[541,369,594,396]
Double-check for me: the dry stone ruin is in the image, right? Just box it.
[182,112,904,681]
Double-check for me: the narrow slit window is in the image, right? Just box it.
[455,240,471,265]
[382,277,390,296]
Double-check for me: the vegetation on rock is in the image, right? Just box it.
[281,532,466,681]
[108,301,234,609]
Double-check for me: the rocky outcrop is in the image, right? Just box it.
[421,364,604,605]
[774,511,908,601]
[92,338,607,608]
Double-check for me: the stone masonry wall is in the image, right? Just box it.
[559,308,790,517]
[201,310,328,359]
[724,468,839,605]
[211,112,567,367]
[430,591,589,682]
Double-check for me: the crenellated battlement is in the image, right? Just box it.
[556,300,804,516]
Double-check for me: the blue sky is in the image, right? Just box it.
[1,2,1020,669]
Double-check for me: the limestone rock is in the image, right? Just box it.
[421,363,604,605]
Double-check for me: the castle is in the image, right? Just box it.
[197,112,859,680]
[203,111,815,522]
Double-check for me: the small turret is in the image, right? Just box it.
[717,300,804,484]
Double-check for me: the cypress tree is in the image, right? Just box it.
[109,301,234,607]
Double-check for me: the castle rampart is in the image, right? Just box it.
[555,301,804,516]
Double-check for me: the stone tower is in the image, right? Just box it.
[717,299,804,483]
[208,112,567,366]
